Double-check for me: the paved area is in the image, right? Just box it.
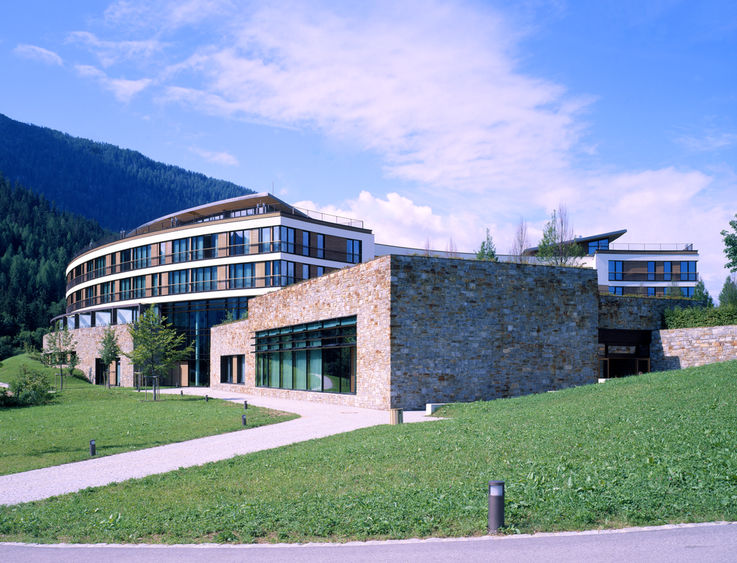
[0,388,439,506]
[1,522,736,562]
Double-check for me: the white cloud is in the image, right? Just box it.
[189,146,239,166]
[75,64,151,102]
[67,31,163,67]
[69,1,737,296]
[13,44,63,66]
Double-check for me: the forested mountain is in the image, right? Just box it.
[0,177,108,358]
[0,113,252,231]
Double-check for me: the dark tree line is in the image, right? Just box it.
[0,112,252,231]
[0,176,108,358]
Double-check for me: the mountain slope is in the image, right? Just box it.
[0,113,252,231]
[0,176,109,358]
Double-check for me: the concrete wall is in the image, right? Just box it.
[388,256,599,409]
[651,325,737,371]
[598,295,693,330]
[212,255,600,410]
[44,325,134,386]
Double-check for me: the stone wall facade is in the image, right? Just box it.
[211,256,392,408]
[212,255,600,409]
[598,295,693,330]
[43,325,134,386]
[388,257,599,409]
[651,325,737,371]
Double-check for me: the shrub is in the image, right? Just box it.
[664,305,737,329]
[9,366,52,406]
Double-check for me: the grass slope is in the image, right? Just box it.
[1,362,736,544]
[0,355,296,475]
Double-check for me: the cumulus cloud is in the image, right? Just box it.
[75,64,151,102]
[189,146,239,166]
[13,44,63,66]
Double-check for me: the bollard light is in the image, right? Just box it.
[90,439,96,456]
[244,400,248,410]
[488,480,505,532]
[205,394,209,402]
[242,414,247,426]
[180,390,183,396]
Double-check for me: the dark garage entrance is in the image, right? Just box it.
[598,329,651,378]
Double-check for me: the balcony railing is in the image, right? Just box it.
[70,204,364,261]
[67,243,360,290]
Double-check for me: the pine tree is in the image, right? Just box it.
[692,278,714,308]
[718,276,737,308]
[476,228,498,262]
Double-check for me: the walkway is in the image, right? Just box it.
[0,388,438,506]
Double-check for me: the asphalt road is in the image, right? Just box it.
[1,522,735,563]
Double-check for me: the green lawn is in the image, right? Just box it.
[0,354,297,475]
[0,361,736,544]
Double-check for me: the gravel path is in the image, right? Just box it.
[0,388,438,506]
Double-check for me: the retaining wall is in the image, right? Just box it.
[651,325,737,371]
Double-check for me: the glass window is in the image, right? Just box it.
[120,249,132,272]
[647,287,656,296]
[259,227,273,253]
[302,264,309,281]
[119,278,131,300]
[316,234,324,259]
[173,238,189,263]
[192,266,217,292]
[229,230,251,256]
[255,316,357,395]
[95,310,111,327]
[316,266,324,277]
[647,261,655,281]
[101,281,113,303]
[608,260,623,281]
[608,286,623,296]
[663,262,671,281]
[133,245,151,269]
[133,275,146,298]
[680,261,696,281]
[302,231,310,256]
[151,273,160,297]
[94,256,106,277]
[229,263,255,289]
[346,239,361,263]
[169,270,189,294]
[279,226,295,253]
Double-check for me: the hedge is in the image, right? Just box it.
[664,305,737,329]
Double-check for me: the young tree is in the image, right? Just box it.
[692,278,714,308]
[46,320,76,391]
[125,307,192,398]
[721,214,737,272]
[536,206,585,266]
[476,228,498,262]
[510,218,529,262]
[98,326,121,388]
[719,276,737,308]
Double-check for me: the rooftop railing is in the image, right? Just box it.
[605,243,695,252]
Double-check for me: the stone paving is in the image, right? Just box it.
[0,387,439,506]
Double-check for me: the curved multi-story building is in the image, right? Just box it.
[60,193,374,387]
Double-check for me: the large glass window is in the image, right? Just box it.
[608,260,623,281]
[220,355,245,384]
[133,245,151,269]
[169,270,189,294]
[133,275,146,298]
[278,226,295,253]
[191,267,217,292]
[587,239,608,255]
[346,239,361,263]
[259,227,273,253]
[648,261,655,281]
[229,263,255,289]
[316,234,325,259]
[255,316,357,394]
[119,278,131,300]
[120,249,132,272]
[172,238,189,263]
[302,231,310,256]
[663,261,672,281]
[151,273,161,297]
[101,281,113,303]
[229,230,251,256]
[94,256,106,277]
[680,261,697,281]
[608,286,623,296]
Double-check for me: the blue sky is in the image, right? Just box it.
[1,0,735,298]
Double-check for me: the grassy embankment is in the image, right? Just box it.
[0,354,296,475]
[1,360,735,543]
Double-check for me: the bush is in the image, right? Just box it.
[9,367,52,407]
[664,305,737,329]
